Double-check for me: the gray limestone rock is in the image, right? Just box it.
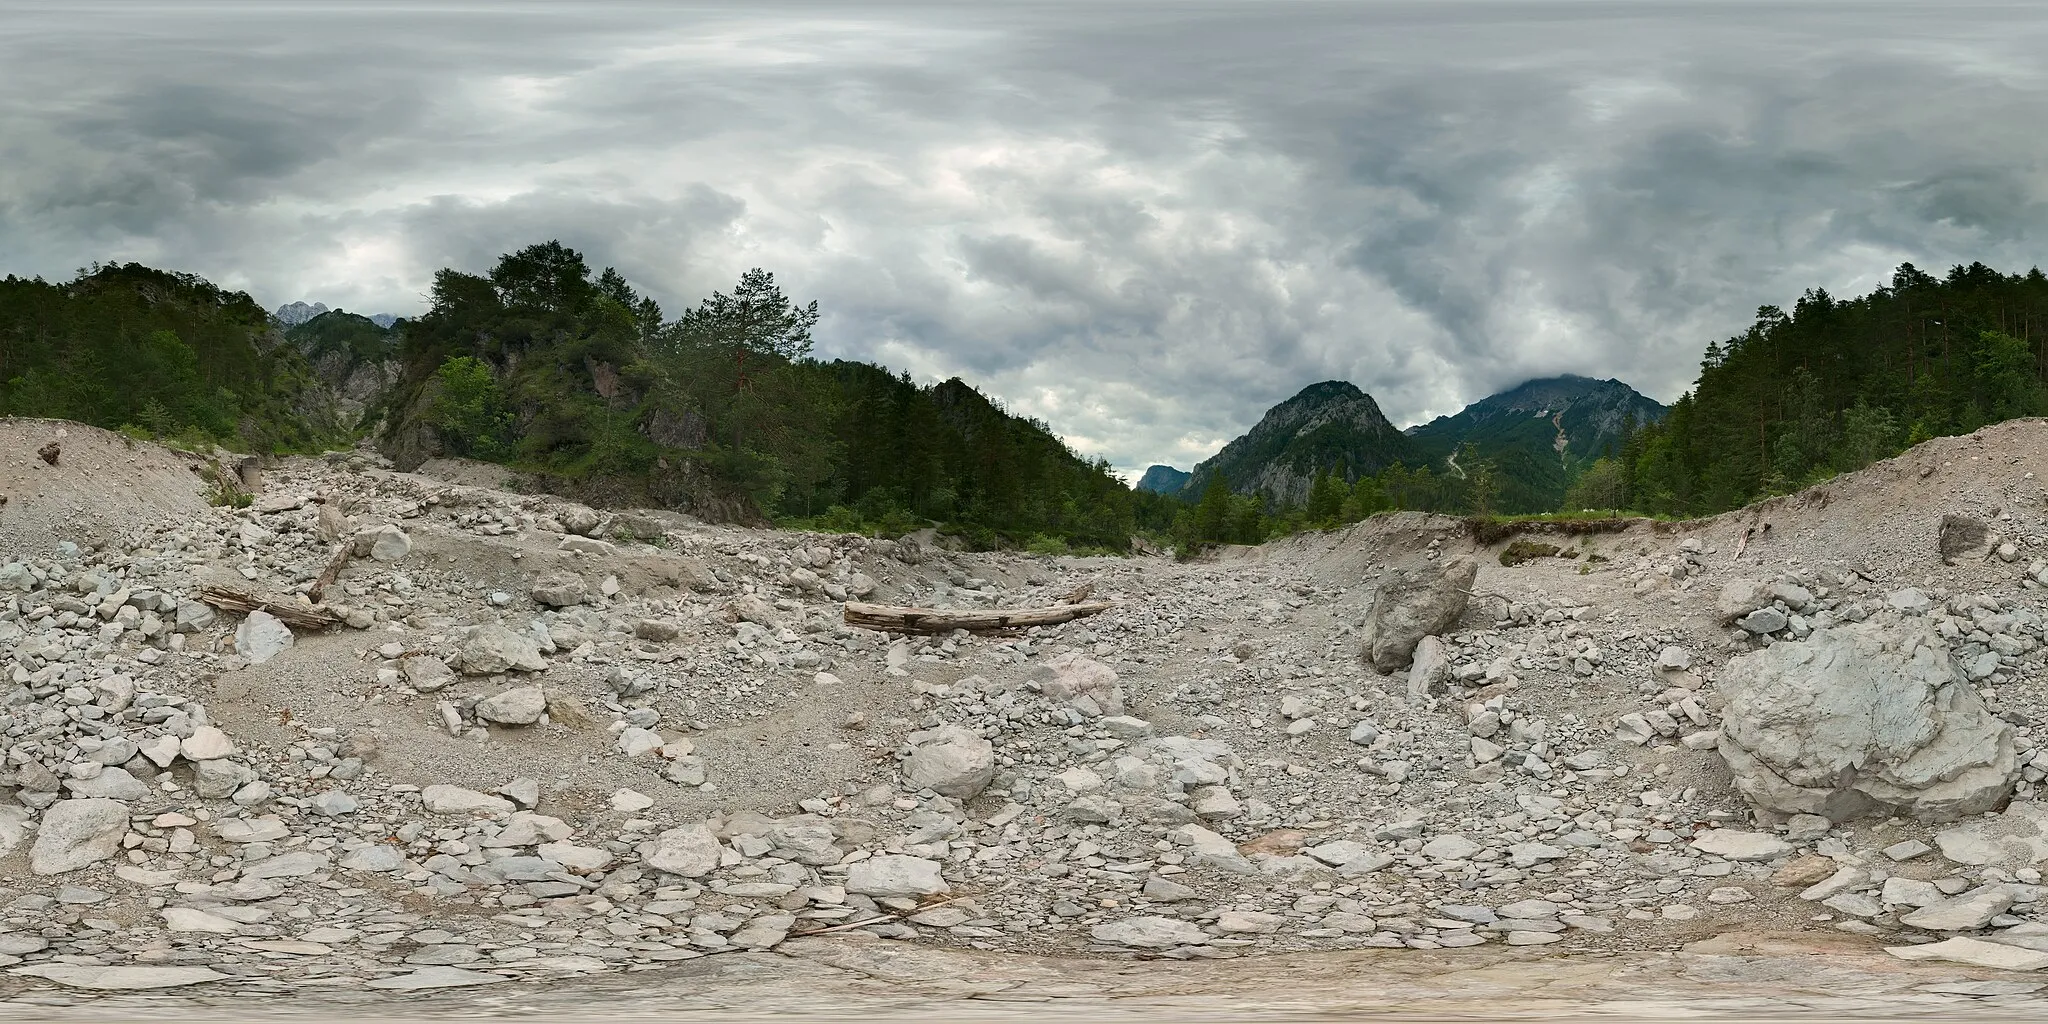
[30,798,130,875]
[901,724,995,799]
[475,685,547,726]
[1361,558,1477,673]
[234,610,293,664]
[457,623,547,675]
[1718,620,2018,822]
[845,853,948,897]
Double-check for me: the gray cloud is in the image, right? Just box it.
[6,2,2048,476]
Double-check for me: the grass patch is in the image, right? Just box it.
[1499,540,1564,567]
[1467,511,1658,545]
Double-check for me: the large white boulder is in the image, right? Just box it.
[642,823,721,878]
[845,853,948,897]
[30,798,130,875]
[1039,653,1124,718]
[234,610,293,664]
[475,686,547,725]
[1361,558,1477,673]
[901,724,994,799]
[1717,620,2017,822]
[456,623,546,675]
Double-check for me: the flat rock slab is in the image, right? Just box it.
[1691,829,1794,861]
[1888,936,2048,971]
[12,965,228,989]
[363,967,512,991]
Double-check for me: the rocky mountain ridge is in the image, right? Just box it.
[1150,375,1665,513]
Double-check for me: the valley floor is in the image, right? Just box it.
[5,417,2048,1017]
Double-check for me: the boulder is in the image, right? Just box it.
[1940,514,1995,564]
[456,623,546,675]
[421,785,514,816]
[1405,635,1452,701]
[234,610,293,664]
[845,854,948,897]
[1690,829,1793,862]
[1361,558,1477,673]
[1091,916,1208,948]
[362,525,412,563]
[180,726,236,761]
[403,655,456,692]
[642,823,722,878]
[474,686,547,726]
[901,724,995,799]
[30,798,130,875]
[1717,620,2017,822]
[1040,653,1124,717]
[531,574,588,608]
[1717,579,1772,622]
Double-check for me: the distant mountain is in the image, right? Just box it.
[283,310,402,429]
[1183,380,1419,505]
[1135,464,1190,495]
[274,300,329,326]
[275,301,400,329]
[1407,374,1665,512]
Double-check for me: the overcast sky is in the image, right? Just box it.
[7,2,2048,476]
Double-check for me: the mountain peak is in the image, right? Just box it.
[1407,375,1666,511]
[1135,465,1191,495]
[1181,380,1413,504]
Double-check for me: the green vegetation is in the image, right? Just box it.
[0,263,349,451]
[387,241,1155,551]
[1619,262,2048,516]
[1499,540,1565,566]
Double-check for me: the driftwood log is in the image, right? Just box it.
[844,600,1113,635]
[196,585,343,631]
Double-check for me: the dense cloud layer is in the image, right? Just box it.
[7,2,2048,475]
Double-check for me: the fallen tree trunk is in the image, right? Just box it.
[196,585,344,631]
[844,600,1113,635]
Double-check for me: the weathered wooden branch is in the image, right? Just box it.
[1058,581,1095,605]
[306,543,353,605]
[843,600,1114,634]
[197,585,343,631]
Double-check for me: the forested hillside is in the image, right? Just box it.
[383,241,1157,550]
[0,264,347,451]
[1616,262,2048,516]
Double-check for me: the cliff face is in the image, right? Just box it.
[1135,464,1191,495]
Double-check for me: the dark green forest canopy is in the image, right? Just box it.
[0,263,348,451]
[8,251,2046,551]
[1620,261,2048,517]
[388,241,1163,550]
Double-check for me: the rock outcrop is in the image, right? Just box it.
[1717,620,2018,822]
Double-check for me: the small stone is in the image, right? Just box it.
[1091,916,1209,948]
[1773,855,1839,887]
[1885,839,1933,862]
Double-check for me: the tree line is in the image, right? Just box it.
[394,241,1162,551]
[0,263,348,452]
